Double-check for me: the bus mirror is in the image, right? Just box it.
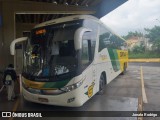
[10,37,28,55]
[74,27,92,50]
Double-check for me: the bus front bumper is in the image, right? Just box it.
[22,87,85,107]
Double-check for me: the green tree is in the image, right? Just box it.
[145,26,160,52]
[132,43,145,53]
[122,31,143,40]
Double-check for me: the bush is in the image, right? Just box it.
[129,52,160,59]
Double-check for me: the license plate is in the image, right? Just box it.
[38,98,48,103]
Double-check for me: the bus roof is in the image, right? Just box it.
[34,15,100,28]
[34,15,126,42]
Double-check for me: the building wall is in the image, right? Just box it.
[0,1,5,70]
[0,1,36,70]
[0,1,15,70]
[127,37,152,51]
[16,23,35,38]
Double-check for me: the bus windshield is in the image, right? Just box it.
[23,20,82,80]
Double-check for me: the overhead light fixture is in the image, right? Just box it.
[64,2,68,5]
[85,4,88,7]
[75,3,78,6]
[52,0,57,4]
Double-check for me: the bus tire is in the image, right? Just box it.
[121,63,127,75]
[98,73,106,95]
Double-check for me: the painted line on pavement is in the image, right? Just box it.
[8,98,20,120]
[129,58,160,62]
[140,66,148,103]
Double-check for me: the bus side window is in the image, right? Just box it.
[109,34,124,49]
[98,25,111,52]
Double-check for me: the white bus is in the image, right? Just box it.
[11,15,128,107]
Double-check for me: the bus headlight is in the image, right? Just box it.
[60,80,83,92]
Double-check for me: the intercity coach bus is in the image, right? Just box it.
[10,15,128,107]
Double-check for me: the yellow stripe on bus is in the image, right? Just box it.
[23,78,44,89]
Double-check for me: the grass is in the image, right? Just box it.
[129,52,160,59]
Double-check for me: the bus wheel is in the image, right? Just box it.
[98,74,105,95]
[121,63,126,75]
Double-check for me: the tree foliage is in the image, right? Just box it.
[132,43,145,53]
[124,26,160,58]
[122,31,143,40]
[145,26,160,52]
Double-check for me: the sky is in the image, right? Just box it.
[100,0,160,36]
